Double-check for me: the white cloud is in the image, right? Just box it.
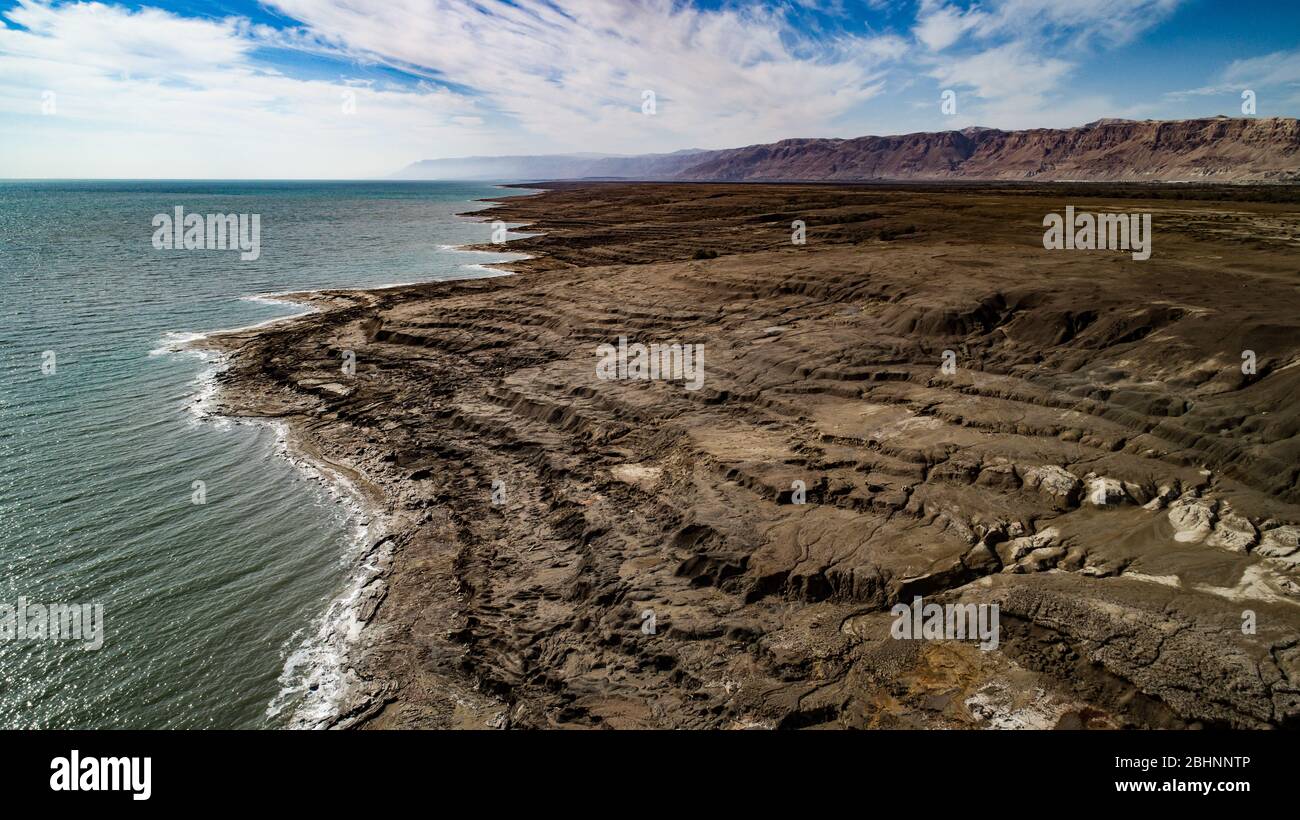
[913,0,1184,132]
[914,1,985,51]
[968,0,1182,48]
[1168,49,1300,99]
[929,42,1072,101]
[923,42,1090,129]
[0,0,498,177]
[0,0,914,176]
[914,0,1182,56]
[1222,50,1300,88]
[264,0,908,152]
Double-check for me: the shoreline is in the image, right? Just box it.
[177,292,395,728]
[262,419,390,728]
[201,181,1300,729]
[179,189,546,728]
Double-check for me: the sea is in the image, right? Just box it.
[0,180,532,728]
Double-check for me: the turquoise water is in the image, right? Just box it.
[0,181,529,728]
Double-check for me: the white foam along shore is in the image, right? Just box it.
[163,186,545,728]
[148,293,321,424]
[262,420,389,729]
[150,291,382,725]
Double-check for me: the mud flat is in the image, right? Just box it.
[206,181,1300,729]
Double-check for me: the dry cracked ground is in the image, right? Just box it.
[210,182,1300,729]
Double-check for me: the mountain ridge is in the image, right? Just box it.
[396,117,1300,183]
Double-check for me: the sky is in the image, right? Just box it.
[1,0,1298,178]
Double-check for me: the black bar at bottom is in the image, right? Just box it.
[1,729,1288,807]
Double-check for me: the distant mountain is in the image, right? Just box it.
[397,118,1300,183]
[677,117,1300,182]
[392,149,708,181]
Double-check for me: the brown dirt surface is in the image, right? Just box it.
[203,181,1300,729]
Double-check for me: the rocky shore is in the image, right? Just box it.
[203,181,1300,729]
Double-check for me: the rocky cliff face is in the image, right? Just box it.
[400,118,1300,183]
[675,118,1300,182]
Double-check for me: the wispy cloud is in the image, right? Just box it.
[0,0,491,177]
[913,0,1184,129]
[0,0,909,176]
[960,0,1182,48]
[0,0,1294,177]
[1167,49,1300,101]
[265,0,908,151]
[914,0,985,52]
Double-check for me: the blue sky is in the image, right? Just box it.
[1,0,1297,178]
